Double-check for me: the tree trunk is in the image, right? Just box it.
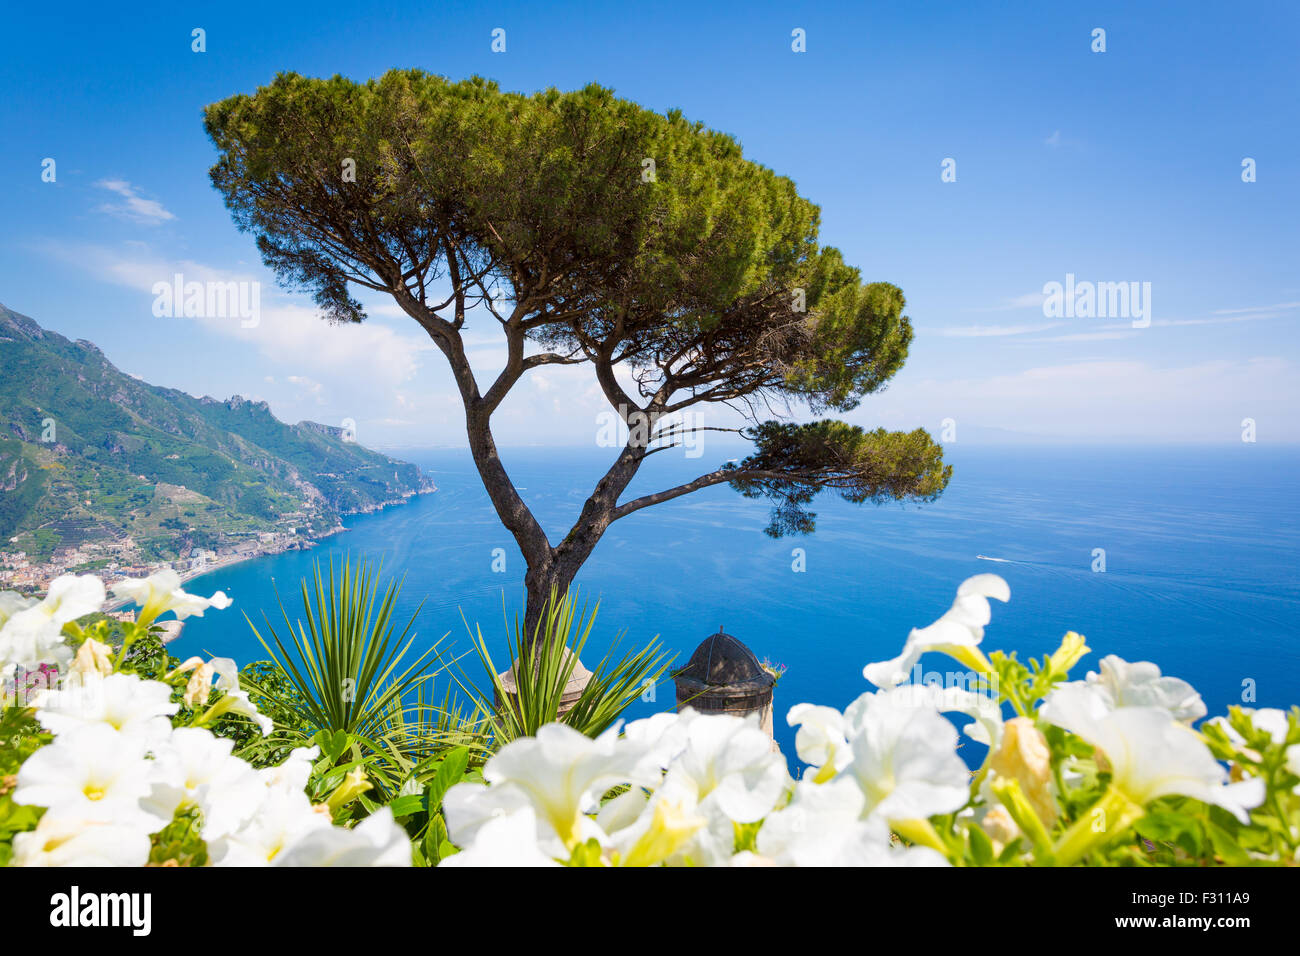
[414,301,647,658]
[522,561,579,655]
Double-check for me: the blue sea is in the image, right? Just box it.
[173,444,1300,761]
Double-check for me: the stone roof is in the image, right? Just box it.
[676,628,774,689]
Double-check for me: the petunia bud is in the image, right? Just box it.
[166,656,205,678]
[982,804,1019,847]
[325,767,373,815]
[989,717,1057,829]
[70,637,114,682]
[183,661,217,708]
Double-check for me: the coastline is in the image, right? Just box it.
[97,484,436,612]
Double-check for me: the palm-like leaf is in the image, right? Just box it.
[446,588,675,748]
[246,556,445,741]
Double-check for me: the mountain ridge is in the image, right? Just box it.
[0,304,434,579]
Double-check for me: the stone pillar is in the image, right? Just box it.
[496,645,593,718]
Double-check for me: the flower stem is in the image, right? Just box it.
[1052,785,1144,866]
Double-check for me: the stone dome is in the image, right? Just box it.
[677,628,774,689]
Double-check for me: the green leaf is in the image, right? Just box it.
[1134,811,1199,844]
[968,823,995,866]
[312,729,353,763]
[996,838,1024,864]
[424,746,470,814]
[397,776,425,798]
[424,815,450,865]
[388,794,426,819]
[1205,821,1249,866]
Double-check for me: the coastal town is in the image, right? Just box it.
[0,525,330,597]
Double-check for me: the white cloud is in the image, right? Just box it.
[1033,329,1138,342]
[45,240,433,391]
[94,180,175,225]
[933,322,1062,338]
[969,291,1049,313]
[1212,302,1300,316]
[287,374,326,404]
[862,357,1300,441]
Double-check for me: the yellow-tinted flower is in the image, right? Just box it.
[617,797,704,867]
[1049,632,1090,676]
[988,717,1057,829]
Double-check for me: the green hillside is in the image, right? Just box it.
[0,304,433,562]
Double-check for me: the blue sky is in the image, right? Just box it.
[2,0,1297,448]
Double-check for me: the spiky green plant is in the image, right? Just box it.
[246,557,442,740]
[240,558,496,804]
[448,588,675,748]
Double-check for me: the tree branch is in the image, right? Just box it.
[611,468,787,521]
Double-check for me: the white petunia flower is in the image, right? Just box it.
[11,816,151,867]
[863,574,1009,689]
[1077,655,1206,723]
[0,590,37,627]
[756,777,949,867]
[258,745,321,793]
[446,722,646,856]
[839,688,971,825]
[439,806,561,868]
[35,672,178,743]
[12,724,171,831]
[879,683,1007,751]
[644,712,790,866]
[442,779,540,852]
[1,576,104,679]
[272,807,413,866]
[1205,707,1291,747]
[143,727,266,839]
[111,570,231,625]
[19,575,106,626]
[1041,683,1264,823]
[621,710,695,782]
[787,703,851,782]
[657,711,789,824]
[206,786,330,866]
[0,611,73,682]
[195,657,273,736]
[598,791,708,867]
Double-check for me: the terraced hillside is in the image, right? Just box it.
[0,305,434,562]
